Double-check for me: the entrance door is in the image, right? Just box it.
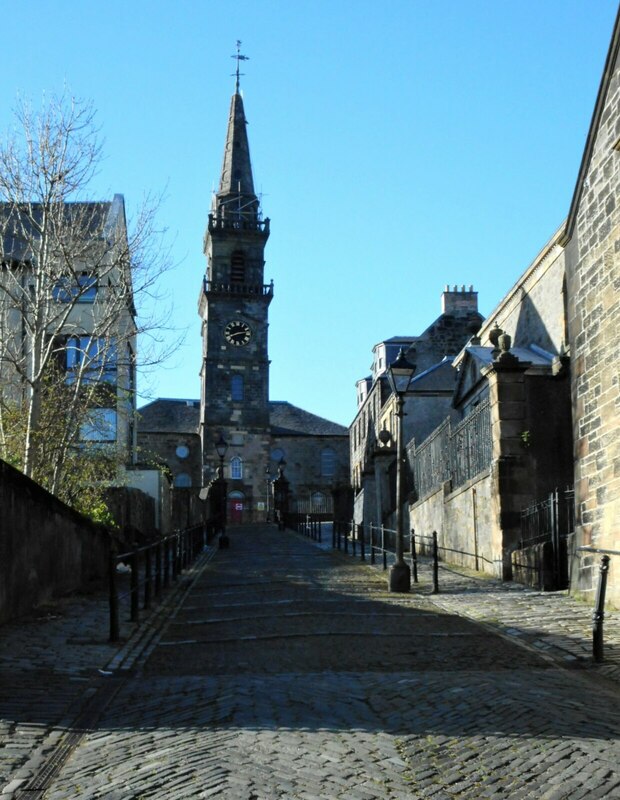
[228,491,245,525]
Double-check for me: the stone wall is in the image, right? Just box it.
[409,471,500,577]
[0,459,111,624]
[138,431,202,488]
[105,486,156,539]
[565,32,620,607]
[477,236,567,354]
[271,434,350,507]
[171,488,207,531]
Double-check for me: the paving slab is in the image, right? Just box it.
[1,526,619,799]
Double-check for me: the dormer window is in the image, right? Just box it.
[231,251,245,283]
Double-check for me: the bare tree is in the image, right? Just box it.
[0,92,173,513]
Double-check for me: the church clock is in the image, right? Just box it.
[224,320,252,346]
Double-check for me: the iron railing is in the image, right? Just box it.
[203,277,273,297]
[108,522,216,642]
[516,487,575,590]
[411,419,450,500]
[408,399,492,501]
[450,400,492,488]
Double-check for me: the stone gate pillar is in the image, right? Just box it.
[482,333,534,579]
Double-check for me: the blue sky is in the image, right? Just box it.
[1,1,618,425]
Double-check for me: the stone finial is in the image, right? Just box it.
[378,428,392,447]
[489,322,502,358]
[495,331,519,364]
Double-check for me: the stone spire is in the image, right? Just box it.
[207,45,268,235]
[218,92,256,201]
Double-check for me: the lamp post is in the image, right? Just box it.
[265,465,271,522]
[215,433,229,547]
[386,347,416,592]
[273,458,289,530]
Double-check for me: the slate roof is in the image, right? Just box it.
[460,345,554,369]
[269,401,347,437]
[409,357,457,392]
[137,398,347,438]
[138,399,201,434]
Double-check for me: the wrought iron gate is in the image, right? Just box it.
[517,487,574,589]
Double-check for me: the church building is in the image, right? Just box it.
[139,67,349,524]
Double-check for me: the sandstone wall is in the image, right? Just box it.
[565,37,620,607]
[0,459,110,624]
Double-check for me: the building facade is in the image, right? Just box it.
[562,9,620,605]
[350,286,482,528]
[404,8,620,604]
[140,80,349,523]
[0,195,137,469]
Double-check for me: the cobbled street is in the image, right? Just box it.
[3,526,620,799]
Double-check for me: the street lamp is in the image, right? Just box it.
[214,433,228,546]
[215,433,228,471]
[386,347,416,592]
[265,465,271,522]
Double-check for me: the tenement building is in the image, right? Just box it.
[139,76,349,522]
[350,286,482,528]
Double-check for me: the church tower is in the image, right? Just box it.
[198,66,273,519]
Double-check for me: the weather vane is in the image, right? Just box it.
[231,40,249,93]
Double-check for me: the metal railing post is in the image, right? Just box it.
[593,555,610,662]
[352,521,356,557]
[144,546,152,610]
[410,528,418,583]
[164,538,171,587]
[344,521,349,554]
[382,524,387,570]
[109,548,120,642]
[182,530,189,569]
[130,548,140,622]
[432,531,439,594]
[360,523,365,561]
[172,534,179,580]
[155,542,162,598]
[370,524,375,565]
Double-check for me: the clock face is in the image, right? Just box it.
[224,320,252,346]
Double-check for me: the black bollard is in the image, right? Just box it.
[432,531,439,594]
[593,555,610,662]
[411,528,418,584]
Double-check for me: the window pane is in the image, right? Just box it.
[80,408,117,442]
[231,374,244,401]
[77,274,97,302]
[230,456,243,479]
[321,447,336,477]
[52,274,97,303]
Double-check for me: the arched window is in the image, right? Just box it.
[230,456,243,480]
[175,472,191,488]
[231,374,244,401]
[311,491,327,513]
[230,251,245,283]
[321,447,336,477]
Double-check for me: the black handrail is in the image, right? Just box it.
[108,523,212,642]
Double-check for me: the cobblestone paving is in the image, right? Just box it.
[21,526,619,799]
